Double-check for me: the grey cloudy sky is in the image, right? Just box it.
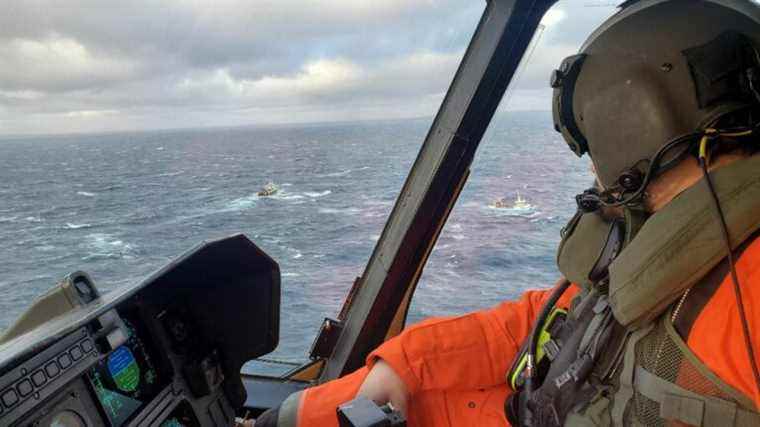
[0,0,618,136]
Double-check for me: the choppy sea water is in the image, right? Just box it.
[0,112,591,365]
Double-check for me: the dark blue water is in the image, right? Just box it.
[0,112,591,364]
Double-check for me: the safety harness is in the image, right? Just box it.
[506,155,760,426]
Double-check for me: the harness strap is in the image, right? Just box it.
[610,325,651,426]
[578,297,610,355]
[635,366,760,427]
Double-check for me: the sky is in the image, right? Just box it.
[0,0,619,136]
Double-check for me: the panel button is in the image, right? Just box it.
[70,346,83,361]
[31,370,47,387]
[1,389,18,407]
[16,379,32,397]
[58,353,72,369]
[80,339,94,353]
[44,361,60,378]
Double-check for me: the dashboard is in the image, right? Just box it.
[88,317,169,427]
[0,234,280,427]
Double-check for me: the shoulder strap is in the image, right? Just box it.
[635,366,760,427]
[610,325,652,426]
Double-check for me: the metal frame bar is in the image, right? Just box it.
[321,0,559,380]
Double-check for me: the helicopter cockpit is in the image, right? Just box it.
[0,235,279,426]
[0,0,589,425]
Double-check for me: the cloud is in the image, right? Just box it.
[541,9,567,27]
[65,109,119,118]
[177,59,366,102]
[0,0,618,135]
[0,35,141,92]
[172,50,460,109]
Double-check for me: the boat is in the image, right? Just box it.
[0,1,602,426]
[490,192,534,213]
[492,198,510,208]
[512,192,530,210]
[257,182,279,197]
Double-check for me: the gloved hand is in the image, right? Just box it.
[356,359,410,417]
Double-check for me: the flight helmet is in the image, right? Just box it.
[552,0,760,198]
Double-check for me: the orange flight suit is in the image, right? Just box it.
[293,236,760,426]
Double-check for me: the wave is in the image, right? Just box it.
[321,169,352,178]
[11,274,54,286]
[303,190,331,198]
[530,214,556,224]
[270,192,305,201]
[65,222,92,229]
[0,216,17,223]
[363,199,393,207]
[226,195,258,211]
[83,233,135,260]
[81,253,123,261]
[318,207,361,215]
[25,216,43,223]
[77,191,96,197]
[216,188,308,215]
[87,233,131,250]
[362,211,385,218]
[156,171,183,177]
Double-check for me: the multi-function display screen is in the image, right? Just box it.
[88,319,166,427]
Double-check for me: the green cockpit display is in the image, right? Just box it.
[108,346,140,392]
[88,318,166,427]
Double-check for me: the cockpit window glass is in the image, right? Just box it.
[0,1,623,373]
[407,1,618,324]
[0,1,483,368]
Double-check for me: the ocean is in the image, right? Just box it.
[0,111,591,365]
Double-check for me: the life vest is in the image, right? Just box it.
[508,154,760,427]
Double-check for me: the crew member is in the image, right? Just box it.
[255,1,760,425]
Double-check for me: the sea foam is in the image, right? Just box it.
[303,190,331,198]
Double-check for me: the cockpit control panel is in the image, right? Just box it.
[0,234,280,427]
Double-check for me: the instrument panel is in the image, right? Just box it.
[0,234,280,427]
[12,305,213,427]
[87,317,168,427]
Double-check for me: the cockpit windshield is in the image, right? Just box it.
[408,1,619,323]
[1,0,615,373]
